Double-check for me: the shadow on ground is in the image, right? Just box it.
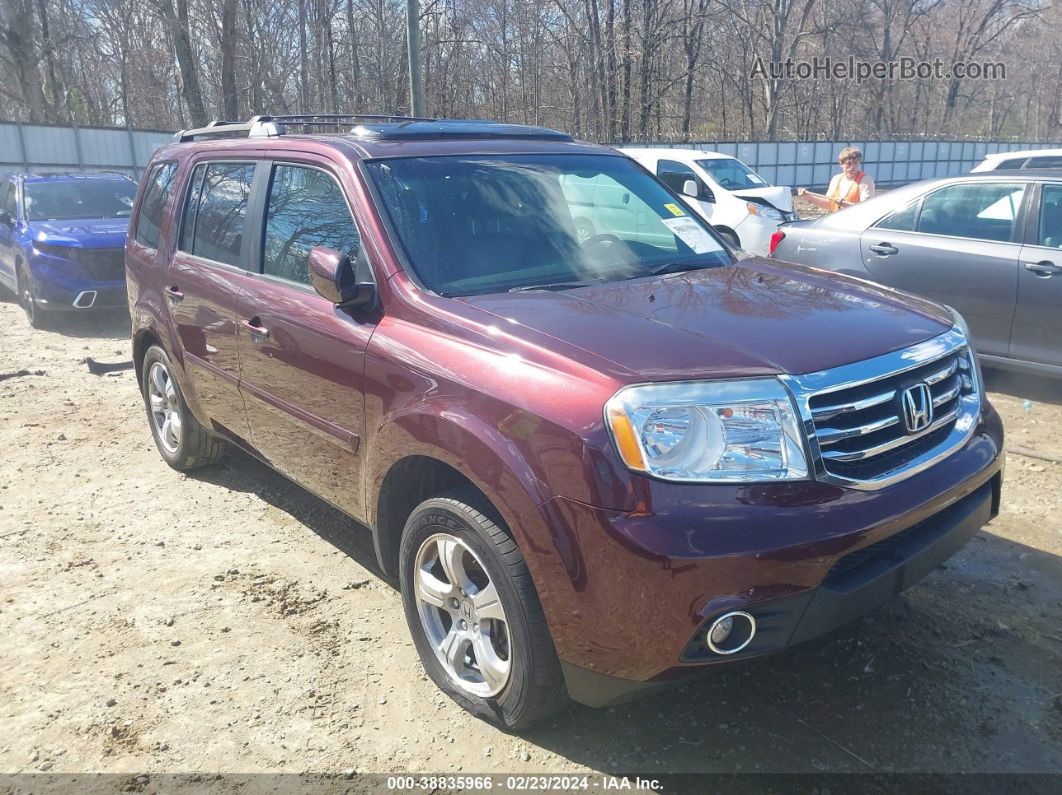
[190,448,1062,774]
[984,367,1062,406]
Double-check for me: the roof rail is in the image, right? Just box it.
[173,113,435,142]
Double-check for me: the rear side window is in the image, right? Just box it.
[1039,184,1062,248]
[997,157,1028,169]
[134,163,177,248]
[1027,156,1062,169]
[179,162,255,267]
[262,165,360,285]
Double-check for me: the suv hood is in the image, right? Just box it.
[28,217,130,248]
[730,186,794,213]
[457,259,953,381]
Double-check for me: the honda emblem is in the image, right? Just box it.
[901,382,933,433]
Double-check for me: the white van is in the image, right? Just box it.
[619,147,796,256]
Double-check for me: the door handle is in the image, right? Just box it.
[1024,260,1061,277]
[868,242,898,256]
[164,285,184,302]
[241,318,270,339]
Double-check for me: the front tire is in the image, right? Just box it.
[141,345,225,470]
[399,489,568,730]
[18,264,49,329]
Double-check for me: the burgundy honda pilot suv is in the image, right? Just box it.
[126,115,1003,729]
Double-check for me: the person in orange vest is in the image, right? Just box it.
[798,146,875,212]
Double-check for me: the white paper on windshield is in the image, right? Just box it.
[747,174,765,184]
[661,217,716,254]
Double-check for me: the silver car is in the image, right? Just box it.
[772,169,1062,377]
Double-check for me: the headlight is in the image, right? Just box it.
[746,202,783,221]
[605,379,809,482]
[34,242,77,260]
[944,304,984,398]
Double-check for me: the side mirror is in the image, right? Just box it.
[308,245,375,309]
[682,179,699,199]
[0,210,12,227]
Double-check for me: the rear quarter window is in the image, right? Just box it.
[134,163,178,249]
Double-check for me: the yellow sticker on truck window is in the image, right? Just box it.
[664,203,686,217]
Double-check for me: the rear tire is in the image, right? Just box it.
[399,488,568,730]
[141,344,225,471]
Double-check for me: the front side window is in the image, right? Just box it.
[876,200,920,232]
[134,163,177,248]
[1039,184,1062,248]
[23,179,136,221]
[179,162,255,267]
[263,165,360,285]
[366,154,730,297]
[656,159,700,195]
[0,181,15,216]
[696,158,769,189]
[917,183,1025,243]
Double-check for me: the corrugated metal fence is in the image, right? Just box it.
[2,122,1058,188]
[0,122,173,179]
[626,139,1060,188]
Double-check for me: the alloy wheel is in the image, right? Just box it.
[147,361,181,454]
[413,532,512,697]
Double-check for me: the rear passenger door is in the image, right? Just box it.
[167,159,264,440]
[1010,182,1062,369]
[237,158,378,520]
[859,181,1027,357]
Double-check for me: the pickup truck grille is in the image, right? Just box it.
[783,328,980,489]
[76,248,125,281]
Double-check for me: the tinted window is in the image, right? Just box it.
[179,162,255,267]
[134,163,177,248]
[366,154,729,296]
[23,179,136,221]
[876,200,919,231]
[1027,156,1062,169]
[917,183,1025,243]
[656,159,699,194]
[263,165,360,285]
[1039,184,1062,248]
[0,181,14,216]
[997,157,1028,169]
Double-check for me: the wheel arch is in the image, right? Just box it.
[366,408,551,584]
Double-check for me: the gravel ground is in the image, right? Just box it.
[1,291,1061,779]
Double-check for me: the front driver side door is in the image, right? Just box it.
[1010,182,1062,369]
[237,159,378,520]
[859,181,1027,357]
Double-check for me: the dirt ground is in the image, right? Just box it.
[1,291,1061,780]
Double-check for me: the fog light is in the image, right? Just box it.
[710,616,733,646]
[705,610,756,655]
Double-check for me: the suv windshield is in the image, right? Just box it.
[366,154,730,296]
[24,180,136,221]
[696,158,769,190]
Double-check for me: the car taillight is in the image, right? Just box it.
[768,229,785,256]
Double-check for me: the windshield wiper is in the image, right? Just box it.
[648,259,724,276]
[508,280,597,293]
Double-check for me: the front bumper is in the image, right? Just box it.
[28,265,127,311]
[518,404,1003,706]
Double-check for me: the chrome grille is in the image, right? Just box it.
[783,328,981,489]
[76,248,125,280]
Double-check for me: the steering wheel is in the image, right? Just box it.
[581,233,622,253]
